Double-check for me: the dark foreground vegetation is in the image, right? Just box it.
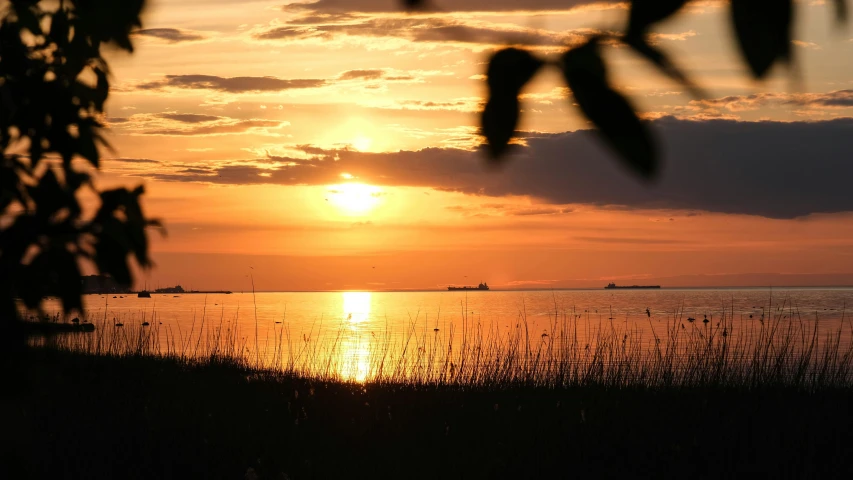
[3,345,853,480]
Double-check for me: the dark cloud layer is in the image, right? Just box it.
[338,69,386,80]
[136,75,326,93]
[157,113,222,123]
[692,90,853,111]
[149,118,853,218]
[256,16,595,47]
[133,28,208,43]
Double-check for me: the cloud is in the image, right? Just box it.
[254,16,603,47]
[338,69,386,80]
[792,39,821,50]
[109,158,161,164]
[127,70,423,96]
[178,168,215,174]
[156,113,222,123]
[691,90,853,112]
[133,28,208,43]
[135,75,327,93]
[336,69,417,82]
[574,236,691,245]
[143,120,286,136]
[146,117,853,218]
[107,112,290,137]
[649,30,697,42]
[509,207,572,216]
[376,99,482,112]
[445,203,572,217]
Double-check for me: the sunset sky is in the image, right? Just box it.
[96,0,853,291]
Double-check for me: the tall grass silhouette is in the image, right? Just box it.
[39,298,853,390]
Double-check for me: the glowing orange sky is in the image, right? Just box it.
[93,0,853,290]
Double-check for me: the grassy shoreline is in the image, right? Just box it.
[36,300,853,389]
[5,305,853,478]
[3,346,853,479]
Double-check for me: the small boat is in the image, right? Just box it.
[138,290,151,298]
[114,323,124,327]
[142,322,150,326]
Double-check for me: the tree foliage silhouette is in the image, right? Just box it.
[406,0,844,179]
[0,0,158,346]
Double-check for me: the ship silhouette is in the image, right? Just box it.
[604,282,660,289]
[448,282,490,291]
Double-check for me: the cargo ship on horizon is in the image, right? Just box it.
[448,282,490,291]
[604,283,661,289]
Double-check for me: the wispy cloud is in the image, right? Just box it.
[252,16,605,48]
[109,113,290,137]
[133,28,209,43]
[156,113,222,123]
[792,39,821,50]
[109,157,162,164]
[687,90,853,115]
[134,75,327,93]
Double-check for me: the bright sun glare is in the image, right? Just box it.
[352,135,373,152]
[327,183,382,215]
[342,291,371,324]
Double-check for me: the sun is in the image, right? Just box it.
[327,183,382,215]
[352,135,373,152]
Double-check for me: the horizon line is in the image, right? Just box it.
[119,285,853,294]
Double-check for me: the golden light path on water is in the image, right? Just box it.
[340,292,371,382]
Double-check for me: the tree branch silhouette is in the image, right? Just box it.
[405,0,838,179]
[1,0,159,361]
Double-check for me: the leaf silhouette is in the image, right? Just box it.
[50,247,83,314]
[835,0,848,24]
[731,0,793,79]
[481,48,543,160]
[561,38,657,178]
[627,0,690,37]
[623,35,706,99]
[401,0,429,10]
[28,169,66,219]
[50,9,70,47]
[75,0,146,52]
[11,2,42,37]
[19,252,48,310]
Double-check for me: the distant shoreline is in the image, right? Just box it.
[83,285,853,295]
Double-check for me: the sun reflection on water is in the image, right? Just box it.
[343,292,371,324]
[340,292,371,382]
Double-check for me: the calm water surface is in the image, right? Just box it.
[40,288,853,380]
